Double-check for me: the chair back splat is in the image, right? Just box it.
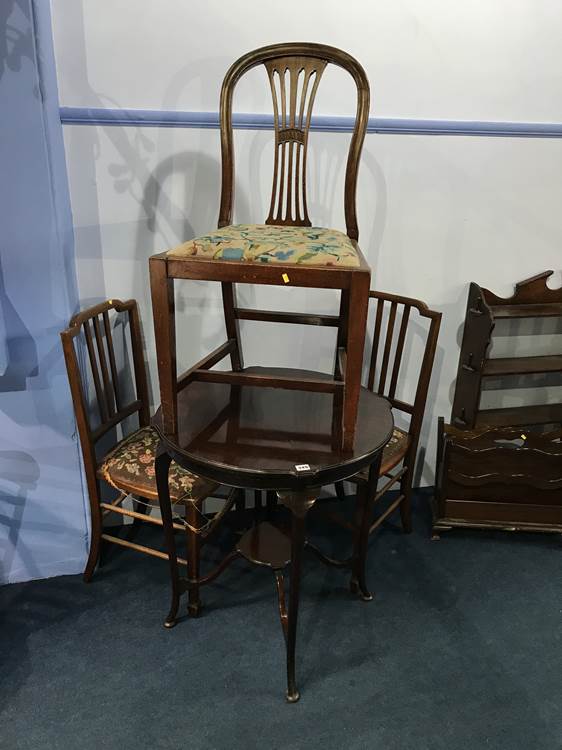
[60,299,150,498]
[218,43,370,239]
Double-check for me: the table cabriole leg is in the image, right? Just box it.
[274,570,288,643]
[350,483,373,601]
[155,447,180,628]
[277,489,318,704]
[286,513,305,703]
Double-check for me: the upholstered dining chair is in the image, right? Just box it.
[327,291,441,598]
[150,42,371,452]
[61,299,231,613]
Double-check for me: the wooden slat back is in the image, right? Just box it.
[103,310,122,413]
[61,299,150,452]
[366,291,441,434]
[264,56,326,226]
[218,43,370,240]
[93,314,115,418]
[83,319,108,424]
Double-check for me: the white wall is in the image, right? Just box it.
[53,0,562,121]
[52,0,562,485]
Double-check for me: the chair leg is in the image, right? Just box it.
[149,256,177,435]
[350,452,382,601]
[266,491,277,516]
[132,494,151,523]
[335,481,346,502]
[349,484,373,601]
[342,273,370,450]
[235,489,246,514]
[399,464,414,534]
[83,490,103,583]
[232,489,247,533]
[186,501,202,617]
[254,490,263,523]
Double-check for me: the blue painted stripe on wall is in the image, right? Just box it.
[59,106,562,138]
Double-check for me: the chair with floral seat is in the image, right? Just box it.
[150,42,371,452]
[61,299,232,616]
[328,290,441,599]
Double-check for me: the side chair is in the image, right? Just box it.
[150,42,371,451]
[330,291,441,598]
[61,299,230,614]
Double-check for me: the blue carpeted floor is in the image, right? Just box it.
[1,490,561,750]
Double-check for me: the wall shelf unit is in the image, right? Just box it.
[434,270,562,536]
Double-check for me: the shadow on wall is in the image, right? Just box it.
[0,258,38,392]
[62,13,235,396]
[0,0,34,84]
[0,450,40,584]
[0,257,40,578]
[63,1,233,303]
[138,149,239,397]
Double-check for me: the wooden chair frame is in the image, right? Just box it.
[60,299,224,594]
[328,291,441,594]
[150,42,371,450]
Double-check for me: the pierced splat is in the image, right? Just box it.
[264,57,327,226]
[218,43,370,239]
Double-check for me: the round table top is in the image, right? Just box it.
[153,368,394,490]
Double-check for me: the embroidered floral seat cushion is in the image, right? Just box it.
[98,426,217,502]
[167,224,360,268]
[355,428,410,482]
[380,428,410,474]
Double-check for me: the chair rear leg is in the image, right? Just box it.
[221,282,244,370]
[266,491,277,517]
[399,463,414,534]
[234,488,246,532]
[186,501,202,617]
[350,483,374,601]
[131,495,156,535]
[334,481,346,501]
[83,498,102,582]
[254,490,263,523]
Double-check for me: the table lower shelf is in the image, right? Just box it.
[237,522,292,569]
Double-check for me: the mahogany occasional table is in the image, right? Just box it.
[153,368,393,702]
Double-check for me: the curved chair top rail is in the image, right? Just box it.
[368,290,442,323]
[68,298,136,332]
[218,42,370,241]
